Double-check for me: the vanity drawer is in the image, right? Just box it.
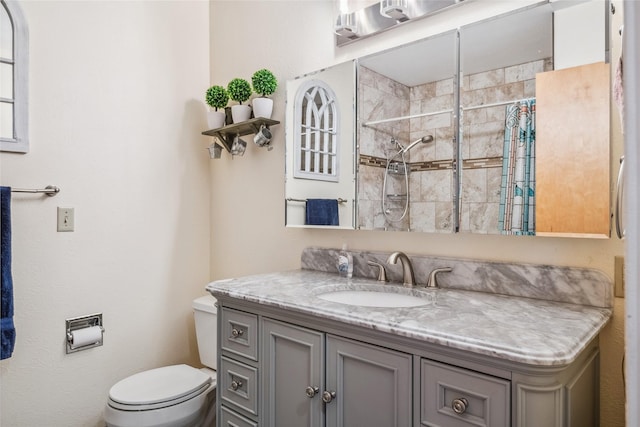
[220,356,259,417]
[220,405,258,427]
[420,359,510,427]
[221,307,258,361]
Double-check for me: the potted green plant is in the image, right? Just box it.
[251,68,278,119]
[227,78,252,123]
[205,85,229,129]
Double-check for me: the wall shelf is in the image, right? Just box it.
[202,118,280,153]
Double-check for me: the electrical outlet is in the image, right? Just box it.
[614,256,625,298]
[57,207,75,232]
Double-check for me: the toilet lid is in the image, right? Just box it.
[109,364,212,406]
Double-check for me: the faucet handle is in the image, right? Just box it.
[367,261,388,282]
[426,267,452,288]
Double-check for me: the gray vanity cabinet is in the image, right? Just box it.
[216,296,601,427]
[261,317,413,427]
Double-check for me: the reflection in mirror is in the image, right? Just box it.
[459,4,553,235]
[285,61,357,229]
[536,1,610,238]
[459,1,610,237]
[357,30,458,232]
[285,1,611,237]
[293,80,340,182]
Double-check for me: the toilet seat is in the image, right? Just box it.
[108,364,212,411]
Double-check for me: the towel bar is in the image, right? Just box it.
[286,198,348,204]
[11,185,60,196]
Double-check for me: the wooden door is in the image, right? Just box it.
[536,62,611,237]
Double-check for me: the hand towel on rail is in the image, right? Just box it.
[1,186,15,360]
[305,199,339,226]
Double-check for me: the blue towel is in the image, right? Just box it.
[1,186,15,360]
[305,199,339,226]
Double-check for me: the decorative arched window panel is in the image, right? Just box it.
[1,0,29,153]
[293,79,340,182]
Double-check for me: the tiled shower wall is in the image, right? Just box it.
[358,66,455,232]
[460,58,553,234]
[357,66,411,231]
[357,58,551,234]
[407,75,456,233]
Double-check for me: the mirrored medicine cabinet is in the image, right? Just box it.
[284,61,358,229]
[285,0,612,238]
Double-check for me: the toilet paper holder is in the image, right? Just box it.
[65,313,104,354]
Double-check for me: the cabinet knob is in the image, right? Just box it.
[322,390,336,403]
[231,328,244,338]
[230,380,243,391]
[452,397,468,414]
[305,386,319,398]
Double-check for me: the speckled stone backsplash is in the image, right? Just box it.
[301,247,612,308]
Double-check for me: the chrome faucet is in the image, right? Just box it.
[426,267,452,288]
[367,261,388,282]
[387,251,416,287]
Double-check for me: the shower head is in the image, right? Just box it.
[402,135,434,153]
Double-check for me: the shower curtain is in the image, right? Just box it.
[498,99,536,235]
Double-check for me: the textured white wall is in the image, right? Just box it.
[209,1,625,425]
[0,1,210,426]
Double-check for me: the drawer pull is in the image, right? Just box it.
[231,328,244,338]
[452,397,468,415]
[231,380,243,391]
[322,390,336,403]
[305,386,319,398]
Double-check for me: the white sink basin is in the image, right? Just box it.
[317,290,431,307]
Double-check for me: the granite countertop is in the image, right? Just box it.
[206,269,612,367]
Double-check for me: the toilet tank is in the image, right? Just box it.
[192,295,218,370]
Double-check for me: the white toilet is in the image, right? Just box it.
[104,295,218,427]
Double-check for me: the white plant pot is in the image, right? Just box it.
[231,105,252,123]
[207,111,226,129]
[252,97,274,119]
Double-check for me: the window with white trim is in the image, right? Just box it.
[1,0,28,153]
[293,80,340,182]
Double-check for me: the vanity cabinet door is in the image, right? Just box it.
[325,334,413,427]
[262,318,325,427]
